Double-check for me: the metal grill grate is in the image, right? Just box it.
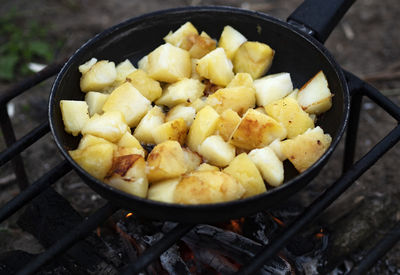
[1,46,400,275]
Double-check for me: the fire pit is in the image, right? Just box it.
[1,0,400,274]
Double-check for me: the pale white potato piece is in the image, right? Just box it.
[80,60,117,92]
[60,100,89,136]
[198,135,235,167]
[156,78,205,108]
[138,55,149,72]
[268,139,286,161]
[134,106,165,145]
[219,25,247,60]
[148,178,181,203]
[248,147,284,187]
[102,82,151,127]
[254,72,293,106]
[166,105,196,127]
[85,91,109,116]
[78,58,97,74]
[114,59,136,86]
[285,88,299,100]
[196,163,220,172]
[117,132,146,155]
[164,22,198,50]
[182,147,202,172]
[297,70,332,114]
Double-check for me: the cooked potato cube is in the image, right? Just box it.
[115,147,145,158]
[297,71,332,114]
[188,97,207,112]
[117,132,145,155]
[134,106,165,145]
[153,118,188,145]
[206,86,255,115]
[164,22,199,50]
[182,147,202,172]
[218,25,247,60]
[105,154,148,197]
[281,126,332,173]
[198,135,235,167]
[286,88,299,100]
[265,97,314,138]
[224,153,266,198]
[69,143,115,180]
[102,82,151,127]
[196,163,220,172]
[226,72,254,89]
[85,92,109,116]
[174,171,245,204]
[147,140,187,183]
[80,60,117,92]
[268,139,286,161]
[166,105,196,127]
[126,69,162,102]
[147,177,181,203]
[248,147,284,187]
[78,134,116,150]
[78,58,97,74]
[187,105,220,152]
[196,47,234,86]
[188,31,217,58]
[230,109,287,150]
[217,109,241,141]
[81,111,129,142]
[233,41,274,79]
[254,72,293,106]
[190,59,202,80]
[147,43,191,83]
[156,78,205,108]
[138,55,149,72]
[114,59,136,86]
[60,100,90,136]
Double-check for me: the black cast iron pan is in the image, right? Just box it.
[49,1,351,223]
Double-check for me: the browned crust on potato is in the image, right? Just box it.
[106,154,142,178]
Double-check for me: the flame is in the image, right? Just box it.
[125,212,133,218]
[229,218,245,234]
[315,228,325,239]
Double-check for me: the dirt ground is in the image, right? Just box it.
[0,0,399,273]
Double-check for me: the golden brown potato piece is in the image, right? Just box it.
[80,60,117,92]
[206,86,255,116]
[156,78,205,108]
[182,147,202,172]
[164,22,199,50]
[153,118,188,145]
[126,69,162,102]
[147,177,181,203]
[60,100,89,136]
[174,171,245,204]
[188,31,217,59]
[217,109,241,141]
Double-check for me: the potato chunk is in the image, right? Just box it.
[217,109,241,141]
[134,106,165,145]
[268,139,286,161]
[147,178,181,203]
[166,105,196,127]
[188,31,217,59]
[187,105,220,152]
[233,41,274,79]
[265,97,314,138]
[230,109,287,150]
[117,132,145,155]
[248,147,284,187]
[81,111,129,142]
[125,69,162,102]
[147,140,187,183]
[196,47,234,86]
[69,143,115,180]
[153,118,188,145]
[78,134,116,150]
[156,78,205,108]
[60,100,89,136]
[182,147,202,172]
[297,71,332,114]
[224,153,266,198]
[138,55,149,72]
[80,60,117,92]
[85,92,109,116]
[114,59,136,86]
[102,82,151,127]
[281,126,332,172]
[147,43,191,83]
[78,58,97,74]
[198,135,235,167]
[164,22,199,50]
[206,86,255,116]
[174,171,245,204]
[219,25,247,60]
[105,154,148,198]
[254,72,293,106]
[226,72,254,89]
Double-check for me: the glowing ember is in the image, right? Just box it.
[315,228,325,239]
[125,212,133,218]
[269,214,286,227]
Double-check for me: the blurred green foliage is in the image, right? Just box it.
[0,9,55,81]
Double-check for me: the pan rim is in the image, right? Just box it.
[49,5,350,216]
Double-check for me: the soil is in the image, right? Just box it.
[0,0,399,273]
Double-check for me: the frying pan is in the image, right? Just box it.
[49,1,351,223]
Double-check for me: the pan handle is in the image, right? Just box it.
[287,0,356,43]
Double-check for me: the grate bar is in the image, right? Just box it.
[17,202,119,275]
[120,223,194,275]
[0,61,64,106]
[0,160,71,223]
[237,125,400,275]
[349,221,400,275]
[0,121,50,166]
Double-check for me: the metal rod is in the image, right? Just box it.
[0,107,29,190]
[342,91,363,172]
[17,202,119,275]
[237,125,400,275]
[0,160,71,223]
[0,121,49,166]
[0,61,64,106]
[349,221,400,275]
[120,223,194,275]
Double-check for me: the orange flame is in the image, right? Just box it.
[125,212,133,218]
